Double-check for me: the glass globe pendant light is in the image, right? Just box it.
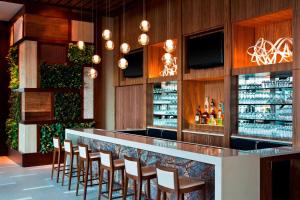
[164,39,176,53]
[139,20,150,32]
[88,68,98,79]
[92,54,101,64]
[138,33,149,46]
[120,42,131,54]
[77,40,85,50]
[162,52,174,67]
[105,40,114,50]
[102,29,112,40]
[118,57,128,69]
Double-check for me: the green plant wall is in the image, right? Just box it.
[54,92,81,121]
[40,64,82,89]
[67,43,94,65]
[40,121,95,154]
[5,46,20,150]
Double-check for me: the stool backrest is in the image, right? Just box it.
[64,140,72,153]
[53,137,60,149]
[100,150,113,168]
[156,165,179,192]
[78,144,88,159]
[124,156,141,179]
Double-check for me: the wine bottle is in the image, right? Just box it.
[195,106,201,124]
[201,97,209,124]
[217,102,224,126]
[209,99,216,125]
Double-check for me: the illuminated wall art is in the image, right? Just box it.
[160,57,178,77]
[247,37,293,65]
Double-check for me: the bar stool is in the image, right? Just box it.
[123,156,157,200]
[155,165,206,200]
[61,139,78,190]
[76,144,101,200]
[98,150,125,200]
[51,137,63,183]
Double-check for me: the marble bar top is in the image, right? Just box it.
[66,128,300,164]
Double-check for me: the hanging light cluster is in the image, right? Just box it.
[161,0,177,76]
[77,0,85,50]
[138,0,150,46]
[102,0,114,51]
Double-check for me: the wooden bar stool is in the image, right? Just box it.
[61,139,79,190]
[76,144,101,200]
[51,137,63,183]
[123,156,157,200]
[155,165,206,200]
[98,150,125,200]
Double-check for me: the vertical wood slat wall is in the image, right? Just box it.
[102,0,300,147]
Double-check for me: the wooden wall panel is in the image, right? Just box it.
[115,85,144,130]
[39,43,67,64]
[19,40,38,88]
[231,0,292,22]
[71,20,94,43]
[182,0,225,35]
[147,0,180,44]
[24,14,68,41]
[13,16,23,44]
[182,132,224,147]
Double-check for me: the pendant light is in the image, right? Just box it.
[77,0,85,50]
[138,0,150,46]
[119,0,131,55]
[90,0,100,79]
[103,0,114,50]
[118,57,128,69]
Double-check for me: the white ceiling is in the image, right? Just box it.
[0,1,23,21]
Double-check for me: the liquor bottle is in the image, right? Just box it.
[201,97,210,124]
[217,102,224,126]
[195,106,201,124]
[209,99,216,125]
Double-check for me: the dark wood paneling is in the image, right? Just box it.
[24,14,69,42]
[39,43,67,65]
[182,132,224,147]
[231,0,292,22]
[115,85,144,129]
[182,0,225,35]
[0,22,10,155]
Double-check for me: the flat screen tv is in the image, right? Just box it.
[123,49,143,78]
[187,31,224,69]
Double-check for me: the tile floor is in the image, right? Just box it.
[0,156,115,200]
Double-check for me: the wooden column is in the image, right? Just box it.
[223,0,232,147]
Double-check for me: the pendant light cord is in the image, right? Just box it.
[123,0,125,40]
[143,0,146,19]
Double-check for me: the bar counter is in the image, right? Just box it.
[65,128,300,200]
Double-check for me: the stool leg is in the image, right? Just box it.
[121,169,125,198]
[133,180,137,200]
[62,152,67,186]
[106,171,110,192]
[123,175,128,200]
[156,188,161,200]
[68,154,74,190]
[83,160,89,200]
[76,160,82,196]
[146,179,151,200]
[137,180,142,200]
[90,161,93,186]
[51,150,56,180]
[56,150,61,183]
[181,193,184,200]
[108,170,114,200]
[202,185,206,200]
[98,168,104,200]
[162,192,166,200]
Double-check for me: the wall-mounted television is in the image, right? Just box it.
[187,31,224,69]
[123,49,143,78]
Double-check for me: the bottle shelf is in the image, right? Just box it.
[189,123,224,133]
[239,118,292,122]
[238,86,292,91]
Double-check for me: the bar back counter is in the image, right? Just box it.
[66,128,300,200]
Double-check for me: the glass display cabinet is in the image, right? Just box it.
[238,72,293,141]
[153,81,178,128]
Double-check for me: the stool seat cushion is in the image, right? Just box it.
[142,166,156,177]
[89,152,101,159]
[114,159,125,168]
[179,177,205,190]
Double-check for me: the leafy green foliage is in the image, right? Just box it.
[40,121,95,154]
[5,93,21,150]
[5,46,20,149]
[40,63,82,89]
[67,43,94,65]
[54,92,81,121]
[7,46,19,89]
